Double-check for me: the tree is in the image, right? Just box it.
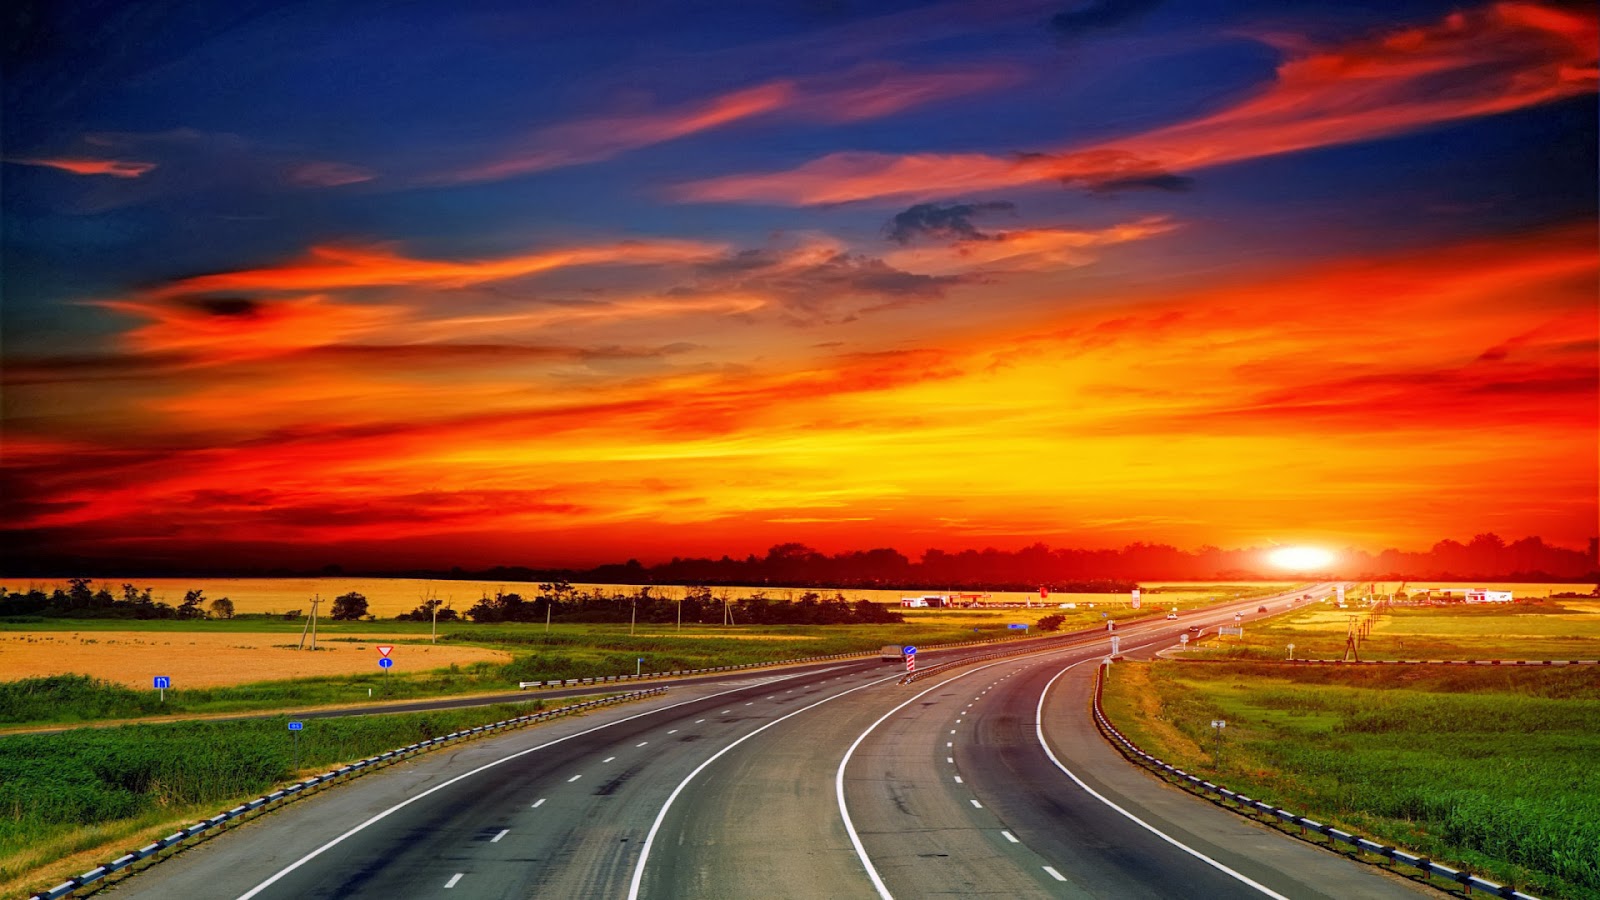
[178,589,207,619]
[1036,614,1065,632]
[209,597,235,619]
[330,591,369,620]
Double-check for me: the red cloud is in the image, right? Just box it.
[9,157,157,178]
[677,2,1599,204]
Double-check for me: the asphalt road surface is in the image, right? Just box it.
[105,584,1439,899]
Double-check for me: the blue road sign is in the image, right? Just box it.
[903,646,916,655]
[153,676,171,689]
[288,721,304,731]
[1008,623,1027,629]
[378,657,393,669]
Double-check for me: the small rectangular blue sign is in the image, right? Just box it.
[288,721,304,731]
[1008,624,1027,630]
[153,676,171,689]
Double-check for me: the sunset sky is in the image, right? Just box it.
[3,0,1596,570]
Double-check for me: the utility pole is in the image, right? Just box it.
[430,596,439,644]
[545,597,552,636]
[298,596,321,650]
[676,587,682,632]
[630,596,637,636]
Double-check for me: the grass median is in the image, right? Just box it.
[1100,660,1600,899]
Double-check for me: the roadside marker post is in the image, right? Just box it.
[288,721,303,772]
[904,646,916,673]
[153,676,170,703]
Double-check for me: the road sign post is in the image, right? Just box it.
[153,676,170,703]
[288,720,303,772]
[904,645,916,673]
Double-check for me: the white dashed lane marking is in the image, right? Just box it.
[1001,830,1019,843]
[1044,866,1068,882]
[567,774,582,782]
[531,798,546,808]
[444,873,464,889]
[490,829,509,843]
[603,756,615,763]
[971,799,983,808]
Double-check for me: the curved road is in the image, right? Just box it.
[105,585,1438,899]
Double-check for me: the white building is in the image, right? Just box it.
[1465,589,1514,603]
[900,594,952,608]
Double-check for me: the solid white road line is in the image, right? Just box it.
[1034,656,1293,900]
[490,829,509,843]
[444,873,463,888]
[1043,866,1067,881]
[1001,830,1019,843]
[236,671,837,900]
[836,658,1021,900]
[626,673,901,900]
[531,798,546,808]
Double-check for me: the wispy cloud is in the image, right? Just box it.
[6,157,157,178]
[677,2,1599,204]
[431,65,1019,185]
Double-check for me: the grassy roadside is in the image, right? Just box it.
[1100,661,1600,899]
[2,695,635,900]
[1186,599,1600,662]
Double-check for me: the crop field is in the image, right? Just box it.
[1367,582,1596,598]
[0,631,510,688]
[1185,597,1600,661]
[0,696,577,900]
[1101,661,1600,899]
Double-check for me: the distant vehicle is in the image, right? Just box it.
[880,645,906,661]
[1165,613,1178,620]
[1257,606,1268,613]
[1187,625,1201,633]
[1058,602,1077,609]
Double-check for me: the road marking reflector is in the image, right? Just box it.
[491,829,508,843]
[445,873,464,888]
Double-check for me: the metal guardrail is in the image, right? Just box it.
[27,687,669,900]
[517,633,1039,689]
[1089,666,1541,899]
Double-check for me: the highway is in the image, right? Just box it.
[105,584,1440,899]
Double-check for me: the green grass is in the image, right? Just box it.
[1101,661,1600,899]
[1189,599,1600,662]
[1,697,580,897]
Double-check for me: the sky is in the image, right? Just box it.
[2,0,1596,571]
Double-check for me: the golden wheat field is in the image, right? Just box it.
[0,631,510,688]
[1367,582,1596,597]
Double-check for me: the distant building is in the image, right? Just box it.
[900,594,952,608]
[1465,589,1514,603]
[1425,588,1514,603]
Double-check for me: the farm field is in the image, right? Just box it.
[1100,661,1600,899]
[3,576,1307,618]
[1185,597,1600,661]
[0,631,509,688]
[1367,582,1596,598]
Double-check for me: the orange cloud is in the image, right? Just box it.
[8,157,157,178]
[882,217,1179,275]
[677,2,1599,204]
[150,239,725,297]
[97,294,402,362]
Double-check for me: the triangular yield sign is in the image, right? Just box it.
[377,645,393,657]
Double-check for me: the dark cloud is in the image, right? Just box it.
[1050,0,1162,40]
[185,296,264,317]
[1091,172,1194,193]
[884,201,1016,244]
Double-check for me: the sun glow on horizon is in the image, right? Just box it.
[1267,546,1336,571]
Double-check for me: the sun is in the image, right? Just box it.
[1267,546,1335,570]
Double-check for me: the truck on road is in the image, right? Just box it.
[880,644,907,661]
